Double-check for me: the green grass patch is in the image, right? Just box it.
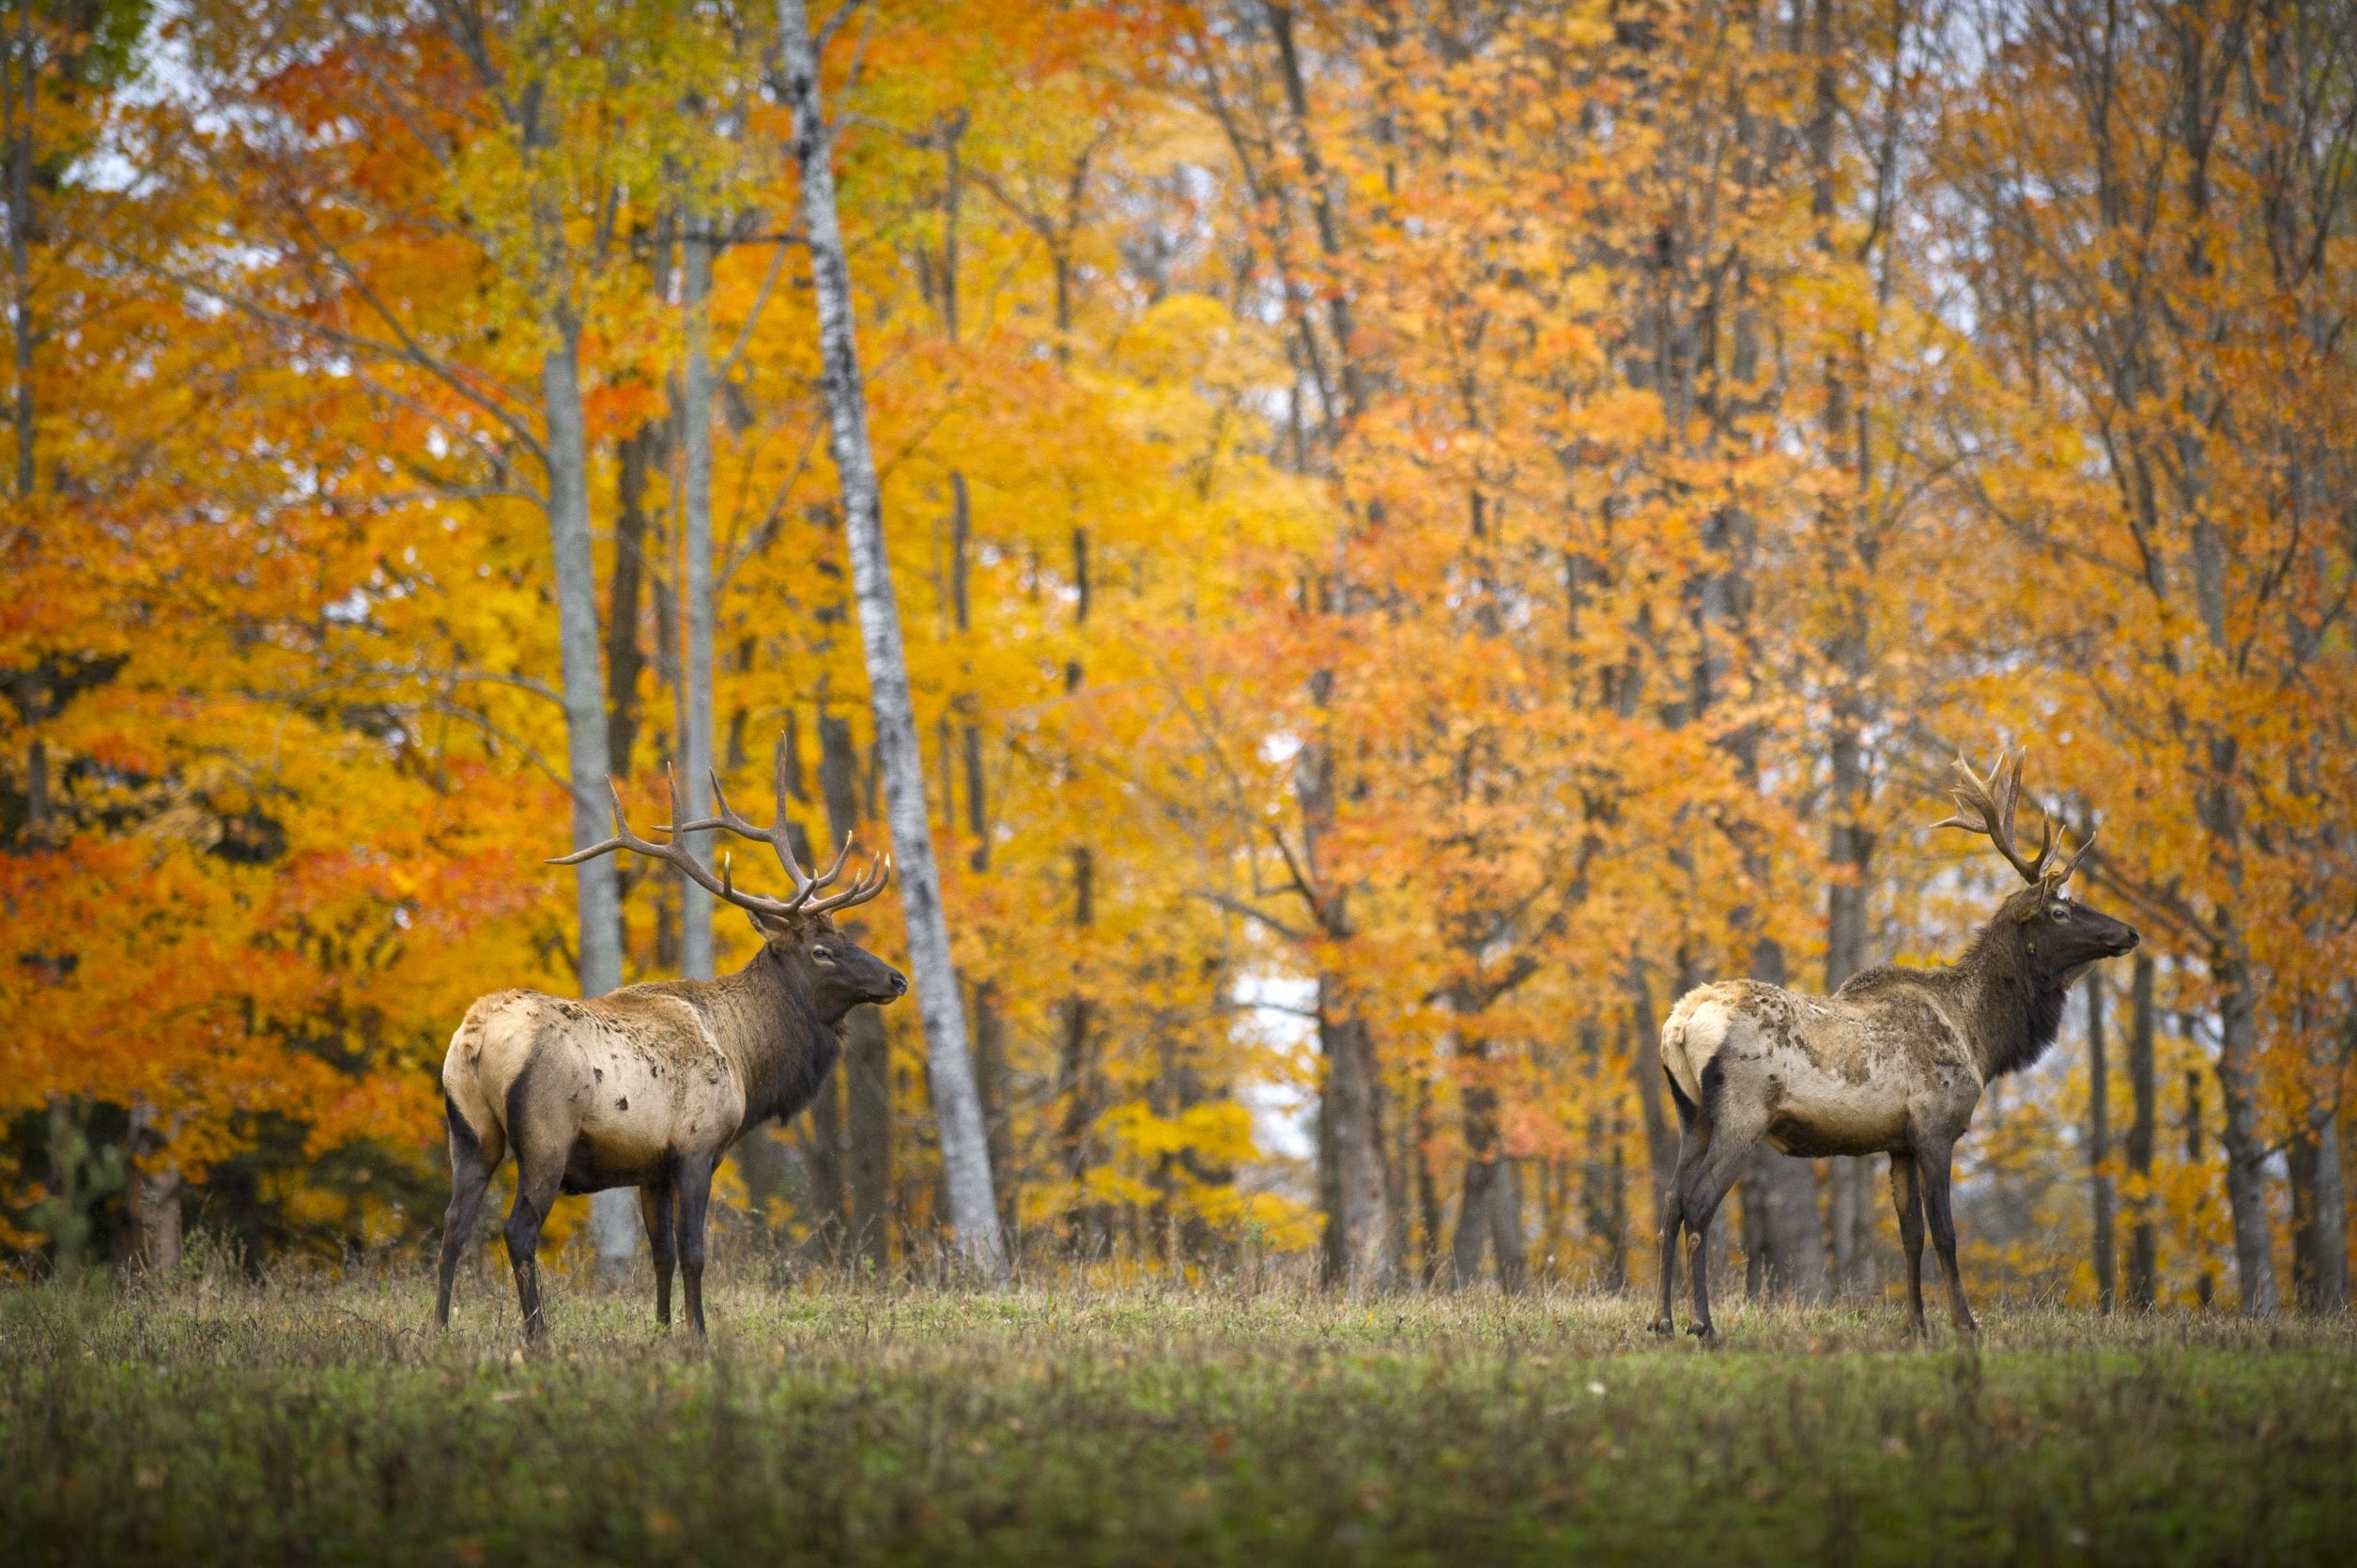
[3,1263,2351,1564]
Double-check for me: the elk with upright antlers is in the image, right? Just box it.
[437,743,902,1339]
[1651,748,2139,1341]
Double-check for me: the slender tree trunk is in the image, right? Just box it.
[1490,1154,1527,1292]
[124,1101,182,1274]
[815,711,889,1270]
[801,1068,845,1258]
[541,321,636,1271]
[1320,1003,1392,1291]
[8,17,39,841]
[962,721,988,869]
[2307,1113,2346,1311]
[971,979,1014,1237]
[2126,952,2158,1308]
[778,0,1002,1271]
[1412,1071,1442,1284]
[5,0,33,501]
[1055,989,1097,1252]
[1625,971,1675,1241]
[1822,762,1873,1298]
[677,225,717,981]
[1451,1029,1500,1289]
[733,1122,792,1231]
[23,731,46,839]
[947,473,991,873]
[2186,1068,2216,1308]
[608,423,658,777]
[2212,954,2276,1314]
[2287,1119,2347,1313]
[1580,1020,1627,1291]
[2087,973,2116,1311]
[1452,1156,1498,1288]
[1055,532,1102,1253]
[1294,664,1390,1288]
[1448,1004,1526,1294]
[1055,848,1104,1253]
[2288,1010,2348,1312]
[841,986,889,1275]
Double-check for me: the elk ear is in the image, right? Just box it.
[747,907,792,940]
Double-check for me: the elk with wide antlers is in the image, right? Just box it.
[1651,748,2138,1341]
[437,743,901,1338]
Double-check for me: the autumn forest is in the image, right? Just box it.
[4,0,2354,1320]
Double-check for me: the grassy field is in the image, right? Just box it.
[3,1253,2353,1566]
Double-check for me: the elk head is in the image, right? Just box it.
[551,737,907,1015]
[1935,747,2139,974]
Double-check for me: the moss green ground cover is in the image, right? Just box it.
[2,1263,2351,1565]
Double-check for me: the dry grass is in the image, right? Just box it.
[3,1245,2352,1564]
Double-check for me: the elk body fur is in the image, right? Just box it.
[1650,751,2139,1340]
[437,752,903,1338]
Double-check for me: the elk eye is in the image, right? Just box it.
[2051,904,2071,920]
[810,946,836,965]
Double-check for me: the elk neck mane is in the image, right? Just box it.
[1834,912,2072,1082]
[663,944,846,1127]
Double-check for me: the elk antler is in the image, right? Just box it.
[549,746,892,920]
[1933,747,2093,892]
[550,776,809,920]
[669,732,892,916]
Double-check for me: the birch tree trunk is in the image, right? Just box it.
[778,0,1003,1273]
[124,1101,183,1274]
[677,226,717,981]
[541,320,637,1270]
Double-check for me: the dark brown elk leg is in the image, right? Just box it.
[1652,1109,1711,1334]
[1887,1151,1927,1337]
[436,1102,501,1329]
[1651,1182,1687,1336]
[1916,1139,1978,1338]
[674,1157,716,1338]
[501,1145,566,1341]
[1679,1119,1764,1342]
[639,1180,677,1328]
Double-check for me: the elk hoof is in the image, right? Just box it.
[1687,1323,1718,1345]
[1645,1316,1675,1337]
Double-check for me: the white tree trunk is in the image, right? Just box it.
[541,322,638,1269]
[125,1100,182,1274]
[778,0,1005,1274]
[678,228,717,980]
